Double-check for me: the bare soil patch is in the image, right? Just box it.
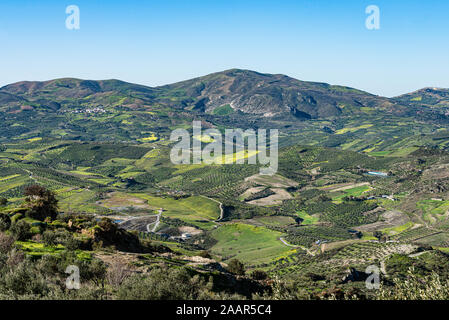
[248,188,293,206]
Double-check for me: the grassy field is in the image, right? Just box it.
[297,211,319,225]
[253,215,296,227]
[58,189,107,214]
[131,193,221,229]
[331,185,372,202]
[417,200,449,224]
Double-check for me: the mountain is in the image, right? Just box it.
[0,69,420,119]
[0,78,159,112]
[0,69,448,147]
[394,87,449,110]
[158,69,394,119]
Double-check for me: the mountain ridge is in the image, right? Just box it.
[3,69,445,99]
[1,69,446,119]
[0,69,448,134]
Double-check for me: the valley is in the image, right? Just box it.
[1,70,449,300]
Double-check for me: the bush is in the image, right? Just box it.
[0,233,15,254]
[199,250,212,259]
[1,260,49,297]
[116,267,212,300]
[10,220,31,241]
[0,214,11,232]
[6,248,25,268]
[42,230,58,247]
[81,259,107,288]
[106,261,131,287]
[63,235,82,251]
[377,267,449,300]
[250,269,268,281]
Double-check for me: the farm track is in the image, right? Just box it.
[199,195,224,222]
[146,209,162,233]
[279,237,316,256]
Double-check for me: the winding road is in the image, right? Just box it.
[199,195,224,222]
[146,208,163,233]
[279,237,316,256]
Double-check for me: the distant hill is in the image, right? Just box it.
[2,69,445,119]
[394,87,449,110]
[0,69,448,145]
[158,69,396,119]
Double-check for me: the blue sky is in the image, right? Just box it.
[0,0,448,97]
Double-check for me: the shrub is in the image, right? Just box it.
[106,260,131,287]
[63,235,82,251]
[1,260,49,297]
[116,267,212,300]
[81,259,107,288]
[10,220,31,241]
[250,269,268,281]
[42,230,58,247]
[0,233,15,254]
[377,267,449,300]
[199,250,212,259]
[0,214,11,232]
[6,248,25,268]
[227,259,245,276]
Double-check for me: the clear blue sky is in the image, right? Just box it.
[0,0,448,97]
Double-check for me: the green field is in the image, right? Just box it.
[417,200,449,223]
[131,194,221,229]
[210,223,294,266]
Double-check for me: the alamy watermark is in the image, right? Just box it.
[65,265,80,290]
[170,121,278,175]
[365,262,387,290]
[365,265,380,290]
[365,5,380,30]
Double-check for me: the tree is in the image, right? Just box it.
[0,198,7,206]
[373,231,383,240]
[318,194,331,202]
[0,233,15,254]
[42,230,58,247]
[377,267,449,300]
[0,214,11,232]
[250,269,268,280]
[24,185,59,221]
[227,259,245,276]
[10,220,31,241]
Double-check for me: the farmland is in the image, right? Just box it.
[1,70,449,300]
[210,223,294,266]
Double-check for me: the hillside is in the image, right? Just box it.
[1,69,449,155]
[0,69,447,121]
[394,87,449,110]
[158,69,394,119]
[1,70,449,300]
